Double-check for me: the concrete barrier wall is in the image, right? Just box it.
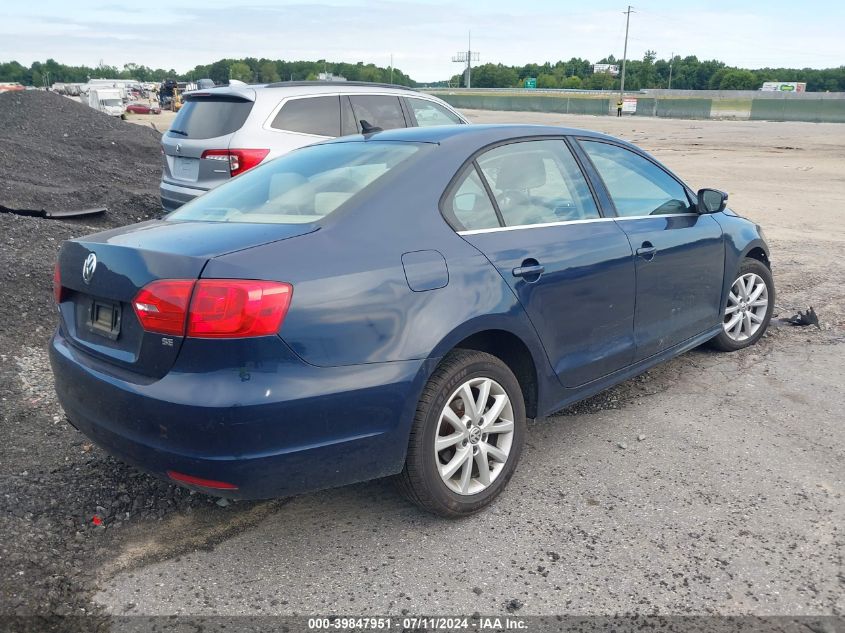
[429,90,845,123]
[635,98,713,119]
[436,93,609,116]
[643,89,845,100]
[749,99,845,122]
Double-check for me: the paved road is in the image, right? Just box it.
[95,335,844,616]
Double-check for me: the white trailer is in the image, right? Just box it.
[87,88,126,117]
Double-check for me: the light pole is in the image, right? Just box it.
[619,6,634,102]
[668,51,674,90]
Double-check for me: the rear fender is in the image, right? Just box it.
[426,312,560,417]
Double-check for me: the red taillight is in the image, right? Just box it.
[132,280,194,336]
[53,263,64,304]
[188,280,292,338]
[132,279,292,338]
[167,470,238,490]
[228,149,270,176]
[200,148,269,177]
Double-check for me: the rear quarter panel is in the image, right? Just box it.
[231,91,323,160]
[202,207,542,365]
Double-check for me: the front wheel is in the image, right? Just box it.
[709,257,775,351]
[398,349,526,517]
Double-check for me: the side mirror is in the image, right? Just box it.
[697,188,728,214]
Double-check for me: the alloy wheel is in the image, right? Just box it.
[434,377,515,496]
[723,272,769,341]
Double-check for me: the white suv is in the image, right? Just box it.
[160,81,468,211]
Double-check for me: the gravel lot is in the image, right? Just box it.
[1,103,843,622]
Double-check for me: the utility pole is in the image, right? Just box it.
[668,51,674,90]
[619,6,634,102]
[452,31,479,88]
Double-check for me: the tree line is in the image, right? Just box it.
[2,55,843,92]
[0,58,413,87]
[447,53,845,92]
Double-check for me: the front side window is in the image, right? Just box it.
[443,167,500,231]
[476,140,599,227]
[167,141,424,224]
[579,141,692,217]
[407,98,463,127]
[348,95,407,130]
[270,96,340,137]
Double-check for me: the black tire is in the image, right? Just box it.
[709,257,775,352]
[397,349,526,518]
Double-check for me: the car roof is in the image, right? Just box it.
[264,80,416,92]
[184,81,423,102]
[325,124,624,148]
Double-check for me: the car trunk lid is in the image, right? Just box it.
[56,220,317,378]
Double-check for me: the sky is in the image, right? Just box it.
[1,0,843,82]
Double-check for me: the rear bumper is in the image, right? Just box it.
[50,328,432,499]
[159,180,206,213]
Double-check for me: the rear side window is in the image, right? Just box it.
[444,167,500,231]
[407,98,463,126]
[167,141,425,224]
[349,95,407,130]
[341,97,358,136]
[476,140,600,227]
[167,97,253,139]
[270,96,341,137]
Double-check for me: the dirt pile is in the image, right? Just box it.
[0,93,195,621]
[0,90,162,227]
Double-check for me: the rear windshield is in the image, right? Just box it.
[167,97,253,139]
[167,141,424,224]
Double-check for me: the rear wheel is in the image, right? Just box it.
[709,257,774,351]
[398,350,526,517]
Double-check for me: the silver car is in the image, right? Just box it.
[160,81,469,211]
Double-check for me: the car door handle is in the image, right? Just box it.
[636,242,657,260]
[512,264,545,278]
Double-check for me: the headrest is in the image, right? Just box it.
[494,152,546,190]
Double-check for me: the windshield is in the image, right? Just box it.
[167,141,425,224]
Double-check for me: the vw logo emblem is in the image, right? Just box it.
[469,426,482,444]
[82,253,97,284]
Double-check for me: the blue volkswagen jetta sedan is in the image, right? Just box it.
[50,125,774,517]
